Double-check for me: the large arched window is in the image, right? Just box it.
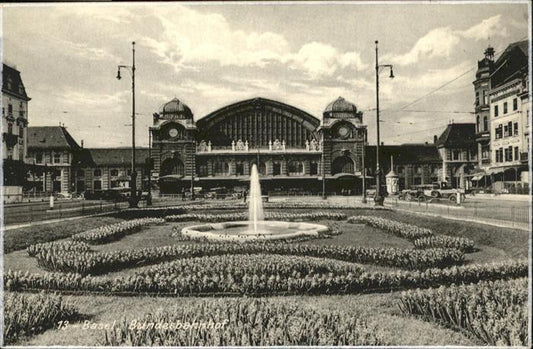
[332,157,354,175]
[288,161,304,176]
[214,161,230,176]
[161,158,184,176]
[196,161,208,177]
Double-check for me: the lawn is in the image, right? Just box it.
[3,216,125,254]
[3,204,528,346]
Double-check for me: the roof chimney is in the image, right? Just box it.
[433,135,438,144]
[81,140,84,148]
[380,141,384,146]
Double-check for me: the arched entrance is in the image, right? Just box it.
[160,158,184,176]
[332,156,354,175]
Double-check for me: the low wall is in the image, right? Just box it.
[3,186,23,204]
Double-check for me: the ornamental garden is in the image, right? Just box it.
[3,200,529,346]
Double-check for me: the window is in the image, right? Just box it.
[494,105,499,117]
[273,162,281,176]
[8,104,13,115]
[514,122,519,136]
[93,180,102,190]
[236,163,244,176]
[503,102,508,114]
[310,162,318,175]
[475,92,479,106]
[483,90,487,105]
[77,169,85,177]
[36,152,43,163]
[415,166,422,175]
[495,124,503,139]
[414,177,422,185]
[94,169,102,177]
[19,125,24,137]
[476,115,480,132]
[453,151,460,160]
[495,148,503,163]
[483,116,488,131]
[505,146,513,162]
[507,121,513,137]
[214,162,230,176]
[513,98,518,111]
[19,102,24,117]
[503,125,508,137]
[7,123,13,134]
[288,161,304,176]
[53,152,61,163]
[514,147,519,161]
[110,169,119,176]
[110,180,119,188]
[196,162,208,177]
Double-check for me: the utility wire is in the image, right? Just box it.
[387,35,528,112]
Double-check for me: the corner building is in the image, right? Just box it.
[151,97,368,194]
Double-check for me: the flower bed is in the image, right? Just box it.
[413,235,475,252]
[28,239,464,275]
[348,216,475,252]
[5,260,526,296]
[165,212,347,222]
[102,299,387,346]
[71,218,165,244]
[3,291,78,344]
[348,216,433,240]
[399,278,528,346]
[27,240,91,257]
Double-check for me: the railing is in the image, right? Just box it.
[387,198,529,229]
[520,152,528,161]
[197,144,321,153]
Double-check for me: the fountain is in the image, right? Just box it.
[181,165,328,242]
[248,164,264,235]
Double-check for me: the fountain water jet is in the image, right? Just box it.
[248,164,264,235]
[180,164,329,241]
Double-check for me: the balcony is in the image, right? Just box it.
[520,152,528,162]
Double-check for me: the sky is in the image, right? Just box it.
[1,2,530,147]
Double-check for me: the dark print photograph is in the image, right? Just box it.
[0,0,531,347]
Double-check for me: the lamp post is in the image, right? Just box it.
[374,40,394,206]
[361,136,367,203]
[147,128,152,206]
[117,41,138,208]
[321,132,326,200]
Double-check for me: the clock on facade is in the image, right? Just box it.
[168,128,179,138]
[337,125,350,138]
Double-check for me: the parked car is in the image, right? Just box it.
[55,192,71,199]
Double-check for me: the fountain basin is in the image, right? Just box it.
[181,221,329,242]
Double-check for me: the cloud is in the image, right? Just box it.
[391,15,509,66]
[391,27,461,66]
[460,15,507,40]
[143,6,367,79]
[287,42,368,79]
